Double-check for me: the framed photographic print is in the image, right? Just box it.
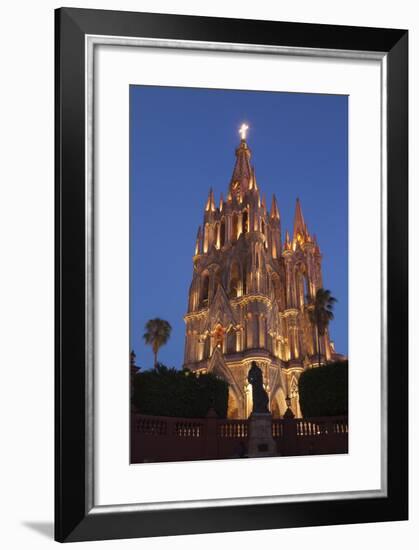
[55,7,408,542]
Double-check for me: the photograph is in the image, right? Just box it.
[129,85,349,463]
[0,0,411,546]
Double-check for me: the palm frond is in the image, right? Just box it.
[142,318,172,366]
[307,287,337,332]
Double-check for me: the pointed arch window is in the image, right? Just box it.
[215,222,220,249]
[229,261,241,298]
[272,239,277,259]
[203,335,210,359]
[295,263,308,309]
[226,328,236,354]
[232,213,239,241]
[242,209,249,234]
[220,218,226,247]
[201,272,210,307]
[203,223,210,253]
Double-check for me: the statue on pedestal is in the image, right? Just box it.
[247,362,275,457]
[247,362,269,414]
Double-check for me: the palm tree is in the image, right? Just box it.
[306,288,337,367]
[143,318,172,369]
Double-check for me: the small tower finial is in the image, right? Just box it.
[239,123,249,141]
[219,193,224,211]
[205,188,216,212]
[270,194,280,220]
[293,197,308,242]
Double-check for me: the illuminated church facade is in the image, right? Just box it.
[183,126,344,419]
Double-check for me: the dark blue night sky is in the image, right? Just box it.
[130,86,348,370]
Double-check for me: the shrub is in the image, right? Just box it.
[298,361,348,418]
[132,364,229,418]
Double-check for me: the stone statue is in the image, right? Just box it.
[247,362,269,414]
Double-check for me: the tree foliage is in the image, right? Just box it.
[298,361,348,418]
[143,318,172,368]
[306,288,337,367]
[132,364,229,418]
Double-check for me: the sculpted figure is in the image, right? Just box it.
[247,362,269,414]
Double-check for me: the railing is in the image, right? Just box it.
[133,414,205,437]
[295,417,349,437]
[218,420,248,438]
[272,420,283,438]
[174,420,203,438]
[135,416,167,436]
[131,413,348,463]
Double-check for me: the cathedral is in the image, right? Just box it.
[183,126,344,419]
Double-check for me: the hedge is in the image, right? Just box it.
[298,361,348,418]
[132,364,229,418]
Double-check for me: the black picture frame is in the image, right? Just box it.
[55,7,408,543]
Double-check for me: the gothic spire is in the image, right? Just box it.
[205,188,216,212]
[270,194,280,220]
[293,197,308,241]
[219,193,224,211]
[250,166,258,191]
[230,127,252,197]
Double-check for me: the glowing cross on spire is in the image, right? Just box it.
[239,123,249,140]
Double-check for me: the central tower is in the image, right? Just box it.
[183,127,339,418]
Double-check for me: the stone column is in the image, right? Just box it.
[283,255,294,308]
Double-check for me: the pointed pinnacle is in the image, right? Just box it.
[284,230,292,251]
[205,188,216,212]
[293,197,307,239]
[252,166,258,191]
[270,194,280,220]
[230,137,252,194]
[262,194,266,209]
